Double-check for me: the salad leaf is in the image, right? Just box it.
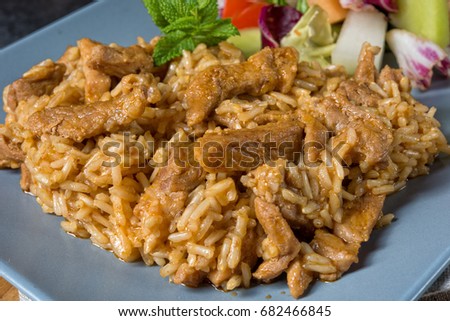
[281,5,337,66]
[386,29,450,90]
[365,0,398,12]
[339,0,398,12]
[296,0,310,13]
[259,5,302,48]
[142,0,239,65]
[267,0,288,5]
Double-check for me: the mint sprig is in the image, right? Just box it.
[142,0,239,66]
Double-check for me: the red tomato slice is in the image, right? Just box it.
[232,3,267,29]
[222,0,251,19]
[222,0,267,30]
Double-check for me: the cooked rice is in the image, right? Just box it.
[1,37,449,298]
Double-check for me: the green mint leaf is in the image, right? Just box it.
[141,0,169,28]
[153,31,196,66]
[162,16,199,34]
[159,0,196,24]
[191,18,239,55]
[198,19,239,45]
[148,0,241,65]
[198,0,219,24]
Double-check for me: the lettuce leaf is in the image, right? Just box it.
[386,29,450,89]
[259,5,302,48]
[280,5,337,66]
[339,0,398,12]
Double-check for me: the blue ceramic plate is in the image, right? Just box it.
[1,0,449,301]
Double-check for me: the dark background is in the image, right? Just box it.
[0,0,92,49]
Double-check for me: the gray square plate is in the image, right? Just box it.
[1,0,449,300]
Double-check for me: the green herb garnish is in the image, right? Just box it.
[142,0,239,66]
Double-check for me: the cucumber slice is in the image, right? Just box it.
[390,0,450,48]
[227,28,262,58]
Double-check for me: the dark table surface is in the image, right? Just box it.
[0,0,92,49]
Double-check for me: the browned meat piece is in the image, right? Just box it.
[83,67,111,103]
[240,227,259,268]
[338,100,392,167]
[78,38,111,103]
[253,110,295,126]
[152,146,205,209]
[286,256,314,298]
[136,145,206,219]
[273,193,315,240]
[6,60,66,112]
[172,263,207,287]
[82,39,153,77]
[195,121,303,172]
[184,47,299,126]
[317,96,392,167]
[208,269,233,287]
[0,134,25,168]
[337,80,381,108]
[353,42,380,84]
[334,193,385,244]
[377,65,404,87]
[310,229,360,281]
[314,97,347,131]
[20,163,32,192]
[328,43,383,109]
[26,89,146,142]
[133,145,205,262]
[253,197,301,281]
[336,43,383,108]
[299,112,328,164]
[276,195,298,223]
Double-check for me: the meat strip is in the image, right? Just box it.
[26,89,147,142]
[0,133,25,168]
[337,80,381,108]
[20,163,32,192]
[172,263,207,288]
[195,121,303,172]
[310,229,360,282]
[253,197,301,281]
[81,38,153,78]
[377,65,404,87]
[136,144,206,219]
[78,38,111,103]
[337,43,383,108]
[316,96,392,167]
[184,47,299,126]
[299,112,328,164]
[353,42,380,84]
[133,145,205,258]
[309,193,385,282]
[334,193,385,244]
[286,256,314,299]
[6,60,66,112]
